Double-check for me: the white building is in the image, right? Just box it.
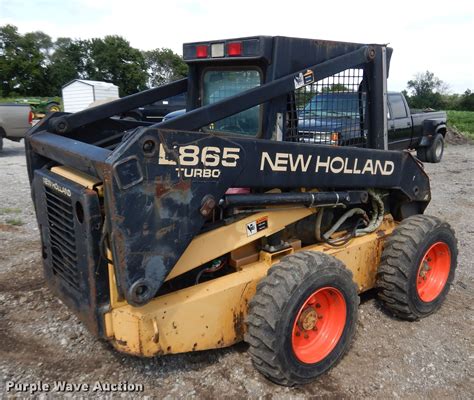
[62,80,119,113]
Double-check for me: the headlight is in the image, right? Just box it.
[299,131,339,145]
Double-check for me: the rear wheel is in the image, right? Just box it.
[416,146,427,162]
[426,133,445,163]
[46,102,61,113]
[245,251,358,386]
[376,215,457,320]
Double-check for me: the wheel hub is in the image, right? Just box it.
[292,287,347,364]
[298,308,318,331]
[416,242,451,302]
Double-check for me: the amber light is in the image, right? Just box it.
[331,132,340,143]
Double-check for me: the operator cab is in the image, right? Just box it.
[181,36,387,147]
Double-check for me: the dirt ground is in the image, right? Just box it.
[0,139,473,399]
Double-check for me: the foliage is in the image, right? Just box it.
[403,71,474,112]
[143,48,188,87]
[87,36,148,96]
[0,24,186,97]
[321,83,350,93]
[447,110,474,139]
[5,218,24,226]
[47,38,90,95]
[405,71,448,109]
[458,90,474,111]
[0,25,50,96]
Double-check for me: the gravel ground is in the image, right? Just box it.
[0,139,473,399]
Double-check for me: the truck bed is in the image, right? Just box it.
[0,104,32,141]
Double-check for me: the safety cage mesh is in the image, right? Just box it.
[285,68,368,147]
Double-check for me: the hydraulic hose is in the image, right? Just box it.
[355,190,384,236]
[322,208,368,241]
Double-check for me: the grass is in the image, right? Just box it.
[0,207,22,215]
[5,218,24,226]
[0,97,20,103]
[447,110,474,140]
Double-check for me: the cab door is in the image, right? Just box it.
[387,93,412,150]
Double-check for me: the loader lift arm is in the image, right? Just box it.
[25,37,430,307]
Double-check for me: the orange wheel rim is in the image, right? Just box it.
[416,242,451,302]
[291,287,346,364]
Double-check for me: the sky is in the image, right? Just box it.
[1,0,473,94]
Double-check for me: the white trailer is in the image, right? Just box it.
[62,80,119,113]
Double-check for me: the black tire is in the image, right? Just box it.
[425,133,444,163]
[245,251,358,386]
[0,136,3,153]
[416,146,427,162]
[376,215,457,321]
[46,102,61,113]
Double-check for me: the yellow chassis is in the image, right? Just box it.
[52,166,397,357]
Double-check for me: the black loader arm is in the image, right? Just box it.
[24,37,428,307]
[103,128,430,306]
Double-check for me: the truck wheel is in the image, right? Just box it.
[426,133,444,163]
[245,251,358,386]
[416,147,427,162]
[376,215,457,320]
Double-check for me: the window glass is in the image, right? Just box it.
[203,69,261,135]
[388,94,407,119]
[301,92,364,118]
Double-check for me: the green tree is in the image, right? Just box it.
[406,71,448,109]
[143,48,188,87]
[458,89,474,111]
[322,83,350,92]
[87,36,148,96]
[0,25,51,96]
[47,38,89,95]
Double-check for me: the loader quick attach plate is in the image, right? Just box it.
[103,128,430,306]
[32,169,109,336]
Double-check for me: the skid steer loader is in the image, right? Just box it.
[25,36,457,386]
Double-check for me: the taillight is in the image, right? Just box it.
[196,45,208,58]
[227,42,242,56]
[28,110,33,125]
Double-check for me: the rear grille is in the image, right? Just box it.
[44,187,80,291]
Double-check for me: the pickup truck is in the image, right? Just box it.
[123,93,186,122]
[0,104,33,152]
[163,92,447,163]
[297,91,447,162]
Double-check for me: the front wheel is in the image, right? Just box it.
[376,215,457,320]
[245,251,358,386]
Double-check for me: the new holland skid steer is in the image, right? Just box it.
[25,36,457,386]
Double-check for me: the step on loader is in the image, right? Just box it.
[25,36,457,386]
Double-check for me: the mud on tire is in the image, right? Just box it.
[245,251,358,386]
[376,214,457,320]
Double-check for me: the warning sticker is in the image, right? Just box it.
[303,69,315,85]
[294,70,315,89]
[246,216,268,237]
[294,72,304,89]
